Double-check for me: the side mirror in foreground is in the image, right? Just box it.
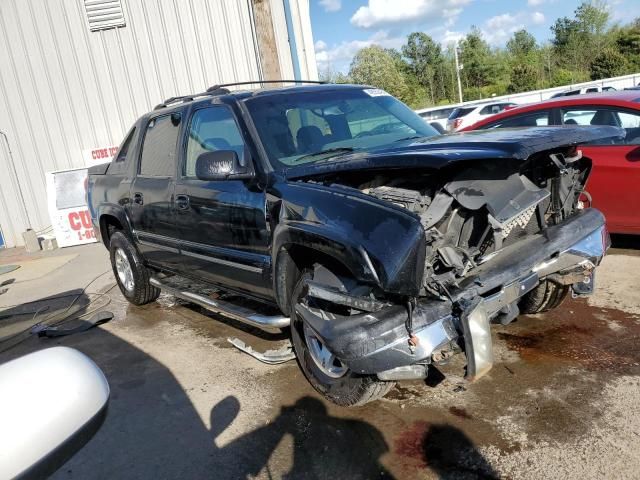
[0,347,109,479]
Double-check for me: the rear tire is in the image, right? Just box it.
[109,231,160,305]
[519,280,569,314]
[290,270,395,406]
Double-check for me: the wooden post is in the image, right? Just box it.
[252,0,282,85]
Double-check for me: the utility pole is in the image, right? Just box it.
[453,43,463,104]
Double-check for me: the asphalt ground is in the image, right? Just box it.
[0,237,638,479]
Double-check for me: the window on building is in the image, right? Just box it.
[84,0,126,31]
[139,114,181,177]
[184,107,245,177]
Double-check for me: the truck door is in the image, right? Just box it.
[128,110,184,268]
[174,105,271,298]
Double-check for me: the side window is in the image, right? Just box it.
[586,87,599,93]
[483,111,550,129]
[184,107,245,177]
[562,109,597,125]
[139,113,182,177]
[563,107,640,144]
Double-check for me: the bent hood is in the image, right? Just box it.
[284,125,623,179]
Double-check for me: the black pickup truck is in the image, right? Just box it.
[88,82,613,406]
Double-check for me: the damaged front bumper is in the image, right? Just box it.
[296,208,609,382]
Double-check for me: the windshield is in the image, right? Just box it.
[244,88,439,170]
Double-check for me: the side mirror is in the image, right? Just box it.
[0,347,109,479]
[195,150,253,181]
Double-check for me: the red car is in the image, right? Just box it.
[463,91,640,234]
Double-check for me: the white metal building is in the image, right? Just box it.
[0,0,318,248]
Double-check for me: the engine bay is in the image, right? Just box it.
[305,148,591,300]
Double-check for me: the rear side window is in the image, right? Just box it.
[107,127,136,174]
[139,113,182,177]
[420,108,454,120]
[479,104,512,115]
[586,87,599,93]
[565,90,581,96]
[483,111,550,128]
[449,107,475,119]
[116,128,136,163]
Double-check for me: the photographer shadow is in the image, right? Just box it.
[210,395,395,480]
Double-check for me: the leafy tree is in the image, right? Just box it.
[459,27,495,94]
[508,63,538,93]
[590,48,628,79]
[507,30,537,58]
[349,46,409,103]
[615,21,640,68]
[401,32,443,103]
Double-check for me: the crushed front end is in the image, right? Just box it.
[293,136,611,382]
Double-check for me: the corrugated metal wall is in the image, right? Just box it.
[0,0,317,248]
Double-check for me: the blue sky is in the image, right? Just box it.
[310,0,640,73]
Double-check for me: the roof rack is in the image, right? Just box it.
[153,80,327,110]
[205,80,325,93]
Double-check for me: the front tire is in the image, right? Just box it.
[290,270,395,406]
[109,231,160,305]
[519,280,569,314]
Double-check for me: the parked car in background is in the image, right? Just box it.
[416,105,459,131]
[463,90,640,234]
[551,85,616,98]
[446,102,517,132]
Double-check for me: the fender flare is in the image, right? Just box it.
[271,222,381,313]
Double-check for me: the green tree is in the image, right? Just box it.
[459,28,495,98]
[507,30,537,58]
[615,21,640,68]
[551,1,611,75]
[590,48,628,79]
[401,32,443,103]
[349,46,409,103]
[508,63,539,93]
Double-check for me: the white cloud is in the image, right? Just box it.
[527,0,544,6]
[319,0,341,12]
[441,30,464,46]
[315,30,404,73]
[481,11,546,45]
[532,11,545,24]
[350,0,472,29]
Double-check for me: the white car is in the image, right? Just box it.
[446,102,517,132]
[416,105,460,132]
[550,85,616,98]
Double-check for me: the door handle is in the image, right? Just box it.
[133,192,143,205]
[175,194,190,210]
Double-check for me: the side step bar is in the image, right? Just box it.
[149,277,290,332]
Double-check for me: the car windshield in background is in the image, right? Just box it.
[244,88,439,170]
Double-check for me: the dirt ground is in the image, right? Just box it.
[0,237,639,479]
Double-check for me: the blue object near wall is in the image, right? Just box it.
[0,227,4,248]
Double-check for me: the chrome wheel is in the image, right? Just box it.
[303,323,348,378]
[115,248,135,292]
